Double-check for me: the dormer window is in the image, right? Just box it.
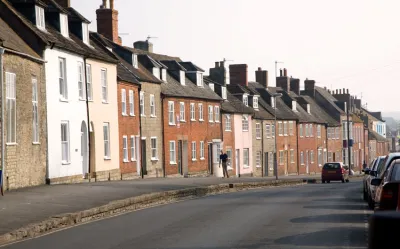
[196,72,204,87]
[82,23,89,44]
[271,97,276,109]
[132,54,138,69]
[243,95,248,106]
[60,14,69,37]
[292,101,297,111]
[253,97,259,109]
[222,87,227,100]
[209,83,214,91]
[152,67,160,79]
[35,6,45,30]
[161,69,167,82]
[307,104,311,114]
[180,70,185,85]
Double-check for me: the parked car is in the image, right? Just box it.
[363,158,376,199]
[322,162,349,183]
[371,158,400,211]
[364,156,386,209]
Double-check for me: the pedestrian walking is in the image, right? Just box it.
[219,150,229,178]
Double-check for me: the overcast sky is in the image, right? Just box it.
[71,0,400,113]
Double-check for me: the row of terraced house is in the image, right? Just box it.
[0,0,390,190]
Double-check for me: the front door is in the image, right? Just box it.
[182,141,188,177]
[264,152,269,176]
[208,144,213,174]
[178,141,183,175]
[141,139,147,175]
[306,150,309,174]
[80,122,88,177]
[236,149,240,176]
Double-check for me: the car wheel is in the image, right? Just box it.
[342,178,345,183]
[327,180,330,183]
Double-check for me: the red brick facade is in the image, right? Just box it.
[352,122,365,172]
[221,113,236,175]
[163,97,222,176]
[96,2,121,45]
[118,82,140,175]
[276,120,298,175]
[327,126,342,163]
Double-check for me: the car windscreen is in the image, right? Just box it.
[323,163,341,170]
[390,163,400,181]
[370,159,377,171]
[377,157,388,175]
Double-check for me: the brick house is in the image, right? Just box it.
[352,115,365,173]
[0,17,47,190]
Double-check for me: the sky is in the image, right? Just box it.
[71,0,400,113]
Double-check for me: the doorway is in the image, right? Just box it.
[141,139,147,175]
[236,149,240,177]
[264,152,269,176]
[208,144,213,174]
[89,122,95,174]
[306,150,309,174]
[81,122,88,177]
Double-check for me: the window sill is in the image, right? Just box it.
[256,138,261,140]
[79,98,86,101]
[209,121,214,123]
[32,142,40,145]
[151,158,159,162]
[225,130,231,132]
[131,159,137,162]
[191,119,196,121]
[59,98,68,103]
[256,165,261,168]
[192,159,197,161]
[215,121,220,123]
[169,123,176,126]
[150,115,157,118]
[122,114,128,117]
[87,99,93,102]
[130,114,135,117]
[170,162,177,165]
[123,160,129,163]
[199,119,204,122]
[102,102,109,104]
[200,157,205,160]
[141,115,146,117]
[62,162,71,165]
[243,166,250,169]
[180,120,186,123]
[6,143,17,146]
[104,157,111,160]
[243,130,249,132]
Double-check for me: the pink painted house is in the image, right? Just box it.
[234,114,253,176]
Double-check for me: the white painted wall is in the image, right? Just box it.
[44,48,88,179]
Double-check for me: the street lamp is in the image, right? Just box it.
[273,93,283,180]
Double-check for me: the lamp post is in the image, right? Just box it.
[273,93,283,180]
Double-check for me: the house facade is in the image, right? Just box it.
[0,17,47,190]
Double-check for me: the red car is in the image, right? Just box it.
[322,162,350,183]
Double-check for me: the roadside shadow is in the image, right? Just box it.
[312,197,364,203]
[274,226,366,247]
[291,213,365,223]
[303,204,367,211]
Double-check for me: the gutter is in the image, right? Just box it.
[0,48,4,194]
[3,48,46,64]
[261,119,264,177]
[83,57,91,179]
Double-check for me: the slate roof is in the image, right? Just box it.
[297,95,339,126]
[223,91,254,114]
[90,32,160,84]
[361,108,385,122]
[3,0,116,63]
[314,86,345,115]
[369,130,388,142]
[0,16,40,59]
[66,7,90,23]
[124,47,181,62]
[179,62,205,72]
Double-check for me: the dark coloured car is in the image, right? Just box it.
[364,156,386,209]
[372,159,400,211]
[322,162,349,183]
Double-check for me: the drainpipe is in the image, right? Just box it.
[0,47,4,195]
[261,120,264,177]
[296,121,300,175]
[138,85,144,179]
[161,94,166,178]
[83,57,91,180]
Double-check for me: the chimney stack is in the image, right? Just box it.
[304,79,316,97]
[279,69,283,77]
[215,62,220,68]
[255,67,268,88]
[290,78,300,95]
[54,0,70,7]
[229,64,248,86]
[96,0,121,45]
[133,41,153,52]
[283,68,287,77]
[347,89,349,94]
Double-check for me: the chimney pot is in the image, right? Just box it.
[258,67,262,71]
[255,68,268,88]
[283,68,287,77]
[343,88,345,94]
[110,0,114,9]
[339,89,342,94]
[279,69,283,77]
[96,0,120,44]
[347,89,349,94]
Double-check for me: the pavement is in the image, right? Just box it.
[0,174,327,236]
[0,178,369,249]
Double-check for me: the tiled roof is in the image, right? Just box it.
[223,91,254,114]
[314,86,345,115]
[204,76,223,86]
[158,60,187,71]
[369,130,388,142]
[0,16,40,59]
[227,84,251,95]
[361,108,385,122]
[66,7,90,23]
[298,95,339,126]
[179,62,205,72]
[124,47,181,62]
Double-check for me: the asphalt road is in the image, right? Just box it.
[2,179,369,249]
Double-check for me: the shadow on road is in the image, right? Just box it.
[274,227,366,248]
[291,213,365,223]
[312,197,364,203]
[303,204,367,211]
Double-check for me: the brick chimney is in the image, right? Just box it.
[54,0,70,7]
[304,79,316,97]
[133,41,153,52]
[96,0,121,45]
[255,67,268,88]
[290,78,300,95]
[276,68,290,92]
[229,64,248,86]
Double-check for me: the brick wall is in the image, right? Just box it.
[2,53,47,190]
[117,81,140,175]
[222,113,235,175]
[163,97,222,176]
[252,119,276,177]
[276,120,298,176]
[252,119,263,176]
[96,8,120,44]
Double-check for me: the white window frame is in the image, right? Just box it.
[199,104,204,121]
[121,89,127,115]
[292,100,297,111]
[289,121,294,136]
[192,141,197,161]
[272,124,275,137]
[59,57,68,100]
[305,124,309,137]
[221,87,227,100]
[208,105,213,123]
[266,124,271,138]
[253,97,259,109]
[299,124,303,137]
[243,148,249,168]
[180,102,185,121]
[32,77,39,143]
[130,135,136,161]
[86,64,92,100]
[168,101,175,125]
[152,67,160,79]
[161,68,167,82]
[256,123,261,139]
[190,103,195,121]
[300,151,304,165]
[140,91,145,116]
[82,23,89,45]
[6,72,16,144]
[256,151,261,168]
[169,141,176,164]
[225,114,231,131]
[60,14,69,37]
[279,151,284,165]
[290,149,295,163]
[214,106,220,122]
[35,6,45,30]
[132,54,138,69]
[151,137,158,160]
[200,141,205,160]
[101,69,108,103]
[180,70,185,85]
[129,90,134,116]
[310,150,314,163]
[271,96,276,109]
[150,94,156,117]
[103,123,111,159]
[243,95,248,106]
[242,115,249,131]
[317,125,321,138]
[283,121,288,136]
[196,72,204,87]
[310,124,314,137]
[61,121,70,163]
[78,62,84,100]
[209,83,214,91]
[122,136,128,162]
[278,122,283,136]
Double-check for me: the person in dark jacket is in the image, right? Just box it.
[219,150,229,178]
